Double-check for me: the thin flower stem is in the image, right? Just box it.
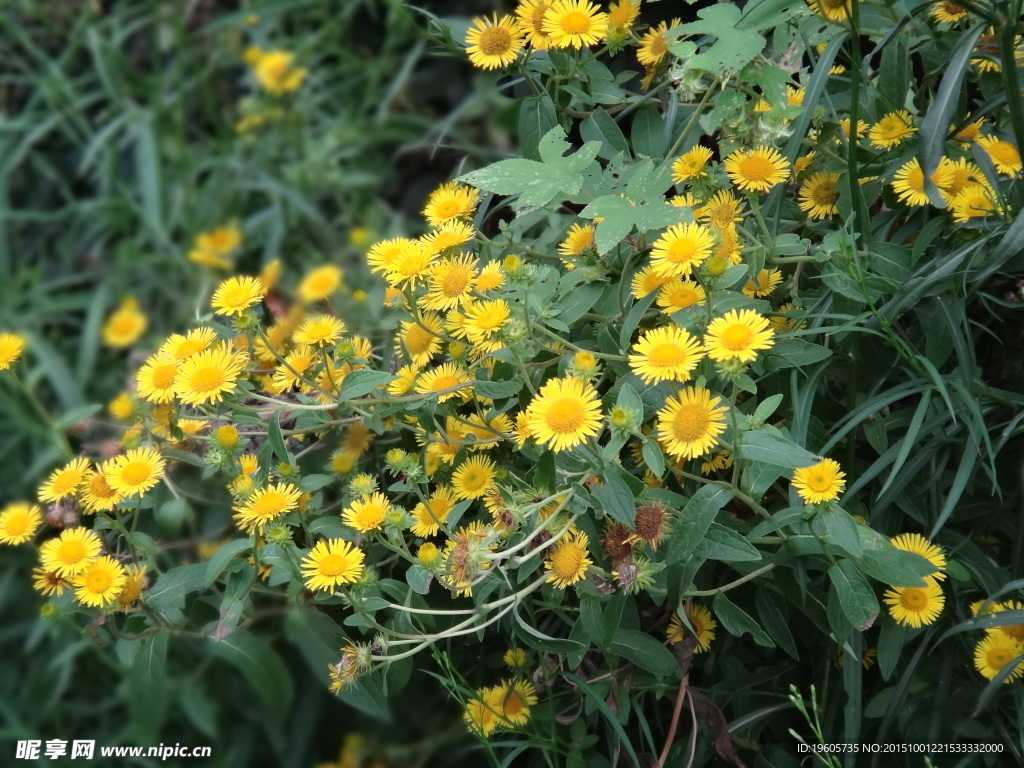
[684,563,775,597]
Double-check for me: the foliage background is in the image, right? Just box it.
[2,0,1024,767]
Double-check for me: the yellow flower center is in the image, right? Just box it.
[666,238,699,263]
[905,166,925,192]
[545,398,586,433]
[559,11,591,34]
[109,316,138,336]
[812,181,838,205]
[404,324,434,355]
[504,692,525,717]
[85,568,113,594]
[720,323,755,350]
[943,1,964,13]
[805,471,833,492]
[672,403,710,441]
[52,470,83,496]
[530,5,550,30]
[5,515,28,536]
[647,342,687,369]
[433,200,461,220]
[440,266,472,297]
[705,255,728,276]
[738,155,774,181]
[478,25,513,56]
[471,307,507,332]
[551,542,584,577]
[120,462,152,488]
[429,374,462,391]
[318,553,349,577]
[153,364,177,389]
[647,34,668,58]
[251,491,287,518]
[988,647,1013,667]
[58,540,87,564]
[900,588,927,610]
[1003,625,1024,642]
[460,469,487,491]
[190,366,226,393]
[986,141,1019,165]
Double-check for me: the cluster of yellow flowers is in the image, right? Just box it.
[463,649,538,736]
[969,599,1024,683]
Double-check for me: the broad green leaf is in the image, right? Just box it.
[734,430,818,468]
[766,338,833,368]
[337,369,397,401]
[672,6,765,76]
[694,523,762,562]
[877,619,918,680]
[268,410,290,463]
[630,106,667,158]
[828,560,879,631]
[300,474,334,492]
[204,539,251,587]
[130,630,169,742]
[56,403,102,430]
[609,629,679,678]
[146,563,208,612]
[406,564,432,595]
[210,630,294,722]
[580,107,629,160]
[664,484,733,564]
[458,127,601,215]
[474,377,523,400]
[816,508,863,558]
[518,93,558,160]
[755,591,798,659]
[592,469,637,527]
[714,592,774,646]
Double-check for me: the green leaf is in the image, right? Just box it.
[877,619,917,680]
[155,497,186,539]
[673,5,765,76]
[816,508,863,558]
[713,592,774,646]
[694,523,763,562]
[55,403,102,430]
[204,539,252,587]
[458,127,601,215]
[734,430,818,468]
[747,506,804,539]
[618,291,657,349]
[563,672,640,766]
[580,107,629,160]
[518,94,558,160]
[513,607,585,653]
[406,564,432,595]
[664,484,733,564]
[755,591,798,659]
[130,630,169,742]
[338,369,397,401]
[630,106,667,158]
[146,563,208,612]
[609,629,679,678]
[828,560,880,631]
[210,631,294,722]
[268,410,290,464]
[475,377,523,400]
[766,338,833,368]
[300,474,334,492]
[592,470,637,527]
[641,439,665,479]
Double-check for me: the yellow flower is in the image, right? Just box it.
[299,264,344,302]
[656,279,706,314]
[424,253,479,311]
[890,533,946,579]
[791,459,846,504]
[951,183,1002,223]
[656,387,728,460]
[701,450,733,475]
[463,299,511,346]
[724,146,791,193]
[174,344,246,406]
[838,117,868,141]
[234,482,303,533]
[798,171,841,220]
[417,542,440,567]
[118,564,147,608]
[252,49,307,95]
[649,222,715,278]
[102,298,148,348]
[476,262,505,292]
[136,354,179,403]
[630,266,673,299]
[541,0,608,48]
[410,486,458,537]
[301,539,365,591]
[342,492,391,533]
[883,576,944,627]
[415,363,473,403]
[606,0,640,35]
[629,325,704,385]
[158,327,218,361]
[526,375,603,452]
[703,309,775,362]
[452,456,497,500]
[188,223,242,269]
[73,555,127,608]
[40,526,102,577]
[974,634,1024,682]
[105,447,166,497]
[211,276,265,316]
[742,268,783,298]
[465,14,525,70]
[33,567,68,597]
[294,315,346,347]
[38,457,91,502]
[976,135,1022,177]
[504,647,528,669]
[937,157,988,202]
[672,146,714,184]
[696,190,744,230]
[486,679,538,727]
[421,221,476,256]
[516,0,555,50]
[930,0,968,22]
[0,502,43,545]
[81,464,124,513]
[558,223,596,258]
[107,392,134,421]
[545,529,592,589]
[667,604,717,652]
[637,19,679,68]
[0,332,26,369]
[891,157,956,207]
[464,694,501,737]
[869,110,916,149]
[423,182,479,228]
[807,0,852,23]
[383,243,435,288]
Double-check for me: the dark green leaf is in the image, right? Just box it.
[592,470,637,527]
[734,431,818,468]
[609,629,679,678]
[210,630,294,722]
[664,485,733,565]
[714,592,774,646]
[695,523,763,562]
[337,369,397,401]
[828,560,879,631]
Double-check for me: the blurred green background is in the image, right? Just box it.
[0,1,514,765]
